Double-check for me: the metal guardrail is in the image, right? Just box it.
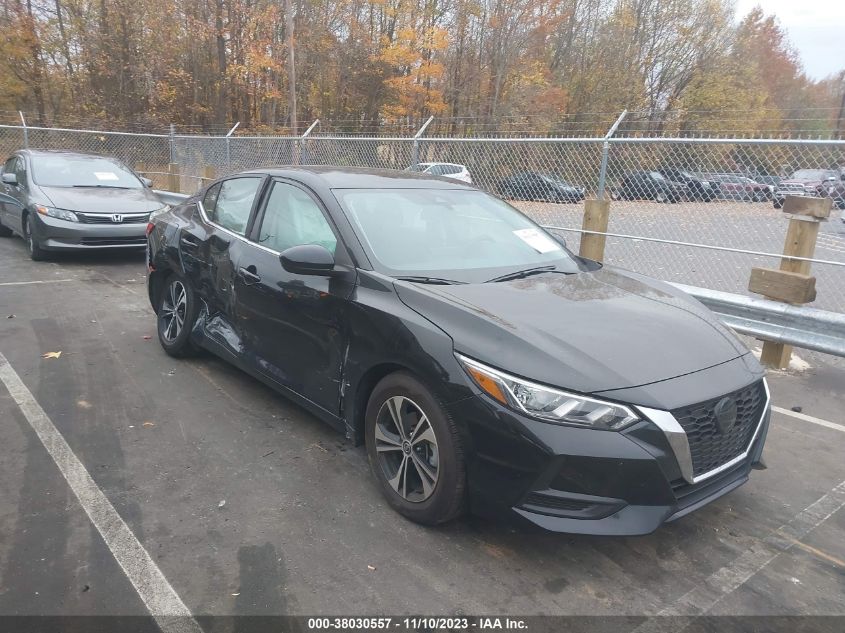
[149,189,844,358]
[153,190,190,205]
[673,283,845,358]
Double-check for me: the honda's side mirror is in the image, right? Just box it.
[279,244,336,276]
[2,173,17,185]
[140,177,153,187]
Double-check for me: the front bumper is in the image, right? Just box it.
[32,213,147,250]
[447,370,770,536]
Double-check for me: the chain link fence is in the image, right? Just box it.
[2,122,843,313]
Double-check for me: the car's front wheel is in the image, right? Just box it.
[365,372,465,525]
[23,214,48,261]
[157,273,200,357]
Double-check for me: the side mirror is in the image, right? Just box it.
[279,244,336,276]
[2,173,17,185]
[140,177,153,187]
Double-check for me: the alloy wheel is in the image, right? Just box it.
[25,217,34,253]
[160,280,187,342]
[374,395,440,502]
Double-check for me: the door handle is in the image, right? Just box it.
[238,265,261,285]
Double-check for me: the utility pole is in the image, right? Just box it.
[286,0,297,135]
[837,77,845,141]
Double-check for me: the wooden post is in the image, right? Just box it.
[579,199,611,262]
[167,162,180,193]
[202,165,216,182]
[758,196,831,369]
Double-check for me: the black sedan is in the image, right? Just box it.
[614,171,685,203]
[146,167,770,535]
[0,149,168,260]
[659,168,719,201]
[499,172,585,203]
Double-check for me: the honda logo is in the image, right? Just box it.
[111,214,123,223]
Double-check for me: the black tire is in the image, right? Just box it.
[156,272,201,357]
[365,372,466,525]
[773,199,783,209]
[23,214,49,261]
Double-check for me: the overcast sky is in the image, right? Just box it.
[734,1,845,81]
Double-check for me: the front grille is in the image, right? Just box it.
[77,212,149,224]
[777,184,805,193]
[671,380,767,478]
[80,236,147,246]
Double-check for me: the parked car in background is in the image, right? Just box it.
[499,172,586,203]
[614,171,685,203]
[659,168,718,201]
[0,149,168,260]
[773,169,845,209]
[708,174,771,202]
[753,174,781,190]
[147,166,770,535]
[407,162,472,184]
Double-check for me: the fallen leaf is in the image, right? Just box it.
[42,351,62,359]
[142,421,155,428]
[77,400,92,410]
[143,335,152,340]
[367,565,376,571]
[218,499,226,508]
[6,314,14,319]
[231,592,240,596]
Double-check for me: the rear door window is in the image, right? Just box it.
[204,177,263,235]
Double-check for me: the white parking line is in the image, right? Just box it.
[632,479,845,630]
[0,352,201,633]
[0,279,76,286]
[772,406,845,434]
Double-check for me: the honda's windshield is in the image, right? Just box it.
[32,154,144,188]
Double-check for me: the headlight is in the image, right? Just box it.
[149,204,171,221]
[457,354,640,430]
[35,205,78,222]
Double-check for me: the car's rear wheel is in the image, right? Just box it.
[365,372,465,525]
[157,273,200,357]
[23,214,48,261]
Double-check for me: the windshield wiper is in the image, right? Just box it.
[395,276,466,285]
[485,265,559,283]
[71,184,132,189]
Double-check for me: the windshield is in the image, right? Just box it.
[649,171,666,181]
[791,169,835,181]
[335,188,582,282]
[407,164,429,173]
[31,155,144,188]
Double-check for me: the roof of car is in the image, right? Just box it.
[241,165,476,189]
[19,149,119,160]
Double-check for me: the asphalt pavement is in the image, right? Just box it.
[0,232,843,627]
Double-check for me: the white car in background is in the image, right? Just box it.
[407,162,473,184]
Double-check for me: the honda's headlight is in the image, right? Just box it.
[149,204,171,221]
[457,355,640,430]
[35,205,78,222]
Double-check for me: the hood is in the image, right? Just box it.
[395,267,749,394]
[37,186,163,213]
